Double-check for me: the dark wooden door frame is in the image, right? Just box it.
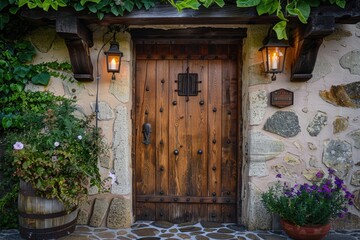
[131,28,245,223]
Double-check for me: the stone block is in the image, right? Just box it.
[264,111,301,138]
[340,50,360,75]
[324,28,352,41]
[331,213,360,230]
[30,26,56,53]
[99,152,111,169]
[320,82,360,108]
[77,209,89,225]
[303,169,323,181]
[107,198,132,228]
[322,139,352,179]
[90,101,114,120]
[62,80,84,97]
[351,170,360,186]
[348,129,360,149]
[89,198,109,227]
[307,111,327,137]
[333,116,349,134]
[246,182,271,230]
[354,190,360,211]
[311,56,332,81]
[307,142,317,150]
[110,62,130,103]
[112,106,131,195]
[283,153,301,166]
[309,155,319,168]
[249,162,268,177]
[249,90,267,125]
[248,131,284,162]
[248,63,270,86]
[271,165,291,177]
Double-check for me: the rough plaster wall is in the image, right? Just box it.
[244,23,360,230]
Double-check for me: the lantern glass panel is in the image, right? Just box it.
[106,54,121,73]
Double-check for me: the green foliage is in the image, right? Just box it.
[169,0,347,39]
[0,37,73,98]
[261,170,354,226]
[6,100,106,208]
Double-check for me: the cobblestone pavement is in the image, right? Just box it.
[1,221,360,240]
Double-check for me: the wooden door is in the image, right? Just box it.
[134,44,240,223]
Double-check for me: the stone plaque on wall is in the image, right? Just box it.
[270,88,294,108]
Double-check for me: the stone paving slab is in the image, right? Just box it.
[0,221,359,240]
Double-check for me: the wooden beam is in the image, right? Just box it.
[56,17,94,82]
[290,15,335,82]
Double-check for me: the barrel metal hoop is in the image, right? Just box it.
[18,206,77,219]
[19,218,77,239]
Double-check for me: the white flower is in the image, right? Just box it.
[13,142,24,150]
[54,142,60,147]
[108,171,117,185]
[52,156,58,162]
[77,135,83,140]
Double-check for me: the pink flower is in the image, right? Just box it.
[13,142,24,150]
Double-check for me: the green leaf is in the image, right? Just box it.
[50,1,59,10]
[305,0,320,7]
[175,0,201,11]
[256,0,279,15]
[123,0,134,12]
[57,0,67,7]
[13,65,30,78]
[73,2,85,11]
[27,2,37,8]
[110,6,119,15]
[10,83,23,92]
[295,1,310,23]
[9,6,20,14]
[213,0,225,7]
[42,0,51,11]
[336,0,346,8]
[97,12,104,20]
[273,20,288,40]
[31,72,51,86]
[277,10,287,21]
[18,0,28,7]
[236,0,260,7]
[88,4,98,13]
[2,117,12,129]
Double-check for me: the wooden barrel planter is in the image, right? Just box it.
[18,181,78,240]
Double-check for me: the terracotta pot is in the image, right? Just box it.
[280,219,331,240]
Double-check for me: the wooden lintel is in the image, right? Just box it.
[56,17,94,81]
[290,15,335,82]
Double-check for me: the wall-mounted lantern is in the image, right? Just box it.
[104,33,123,80]
[259,31,289,81]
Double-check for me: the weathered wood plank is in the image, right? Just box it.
[135,60,156,196]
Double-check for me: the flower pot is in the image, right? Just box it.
[280,219,331,240]
[18,181,78,239]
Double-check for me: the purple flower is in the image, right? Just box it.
[328,168,336,175]
[335,177,344,189]
[276,173,282,178]
[13,142,24,150]
[338,213,345,218]
[316,171,324,178]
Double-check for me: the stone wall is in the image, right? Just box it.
[28,22,360,229]
[243,23,360,230]
[29,27,133,228]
